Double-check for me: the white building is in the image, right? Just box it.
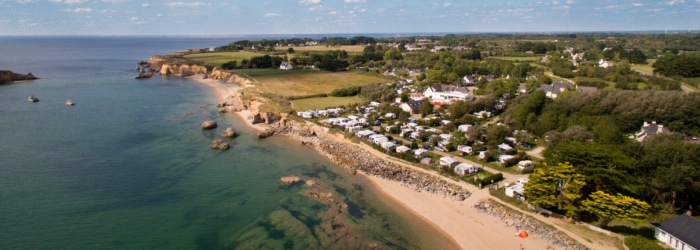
[654,214,700,250]
[424,85,470,102]
[517,160,535,171]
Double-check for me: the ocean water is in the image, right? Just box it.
[0,37,452,249]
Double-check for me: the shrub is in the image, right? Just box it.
[480,173,504,187]
[624,236,664,250]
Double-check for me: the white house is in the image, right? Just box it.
[537,82,574,99]
[454,163,482,175]
[634,121,671,142]
[439,156,459,168]
[473,111,492,119]
[280,61,293,70]
[517,160,535,171]
[424,85,470,102]
[599,59,612,68]
[396,145,412,154]
[653,214,700,250]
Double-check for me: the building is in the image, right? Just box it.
[505,178,529,200]
[280,61,293,70]
[634,121,671,142]
[517,160,535,171]
[424,85,470,102]
[538,81,574,99]
[454,163,481,175]
[653,214,700,250]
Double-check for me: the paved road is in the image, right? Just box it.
[681,84,695,93]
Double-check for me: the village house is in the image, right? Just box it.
[396,145,412,154]
[505,178,529,200]
[653,214,700,250]
[498,155,515,165]
[414,148,428,159]
[400,100,424,115]
[538,81,574,99]
[576,85,598,94]
[424,85,471,102]
[518,83,528,94]
[280,62,293,70]
[634,121,671,142]
[458,124,472,132]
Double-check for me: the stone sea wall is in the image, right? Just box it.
[473,200,589,250]
[272,121,472,201]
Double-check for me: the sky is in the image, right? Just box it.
[0,0,699,36]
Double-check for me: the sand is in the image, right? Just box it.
[183,74,614,250]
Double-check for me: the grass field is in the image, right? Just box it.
[285,45,365,53]
[291,96,366,111]
[683,77,700,87]
[631,59,656,75]
[490,56,542,62]
[183,51,263,66]
[236,69,393,97]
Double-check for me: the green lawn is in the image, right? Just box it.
[183,51,263,66]
[631,59,656,76]
[683,77,700,88]
[291,96,366,111]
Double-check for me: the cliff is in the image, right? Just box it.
[0,70,38,84]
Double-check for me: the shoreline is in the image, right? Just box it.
[182,73,568,250]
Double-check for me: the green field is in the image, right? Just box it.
[291,96,366,111]
[236,69,393,97]
[184,51,263,66]
[631,59,656,75]
[285,45,366,53]
[683,77,700,87]
[490,56,542,62]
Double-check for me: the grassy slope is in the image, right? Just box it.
[631,59,656,76]
[183,51,263,66]
[291,96,366,111]
[236,69,393,97]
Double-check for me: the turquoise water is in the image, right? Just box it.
[0,37,452,249]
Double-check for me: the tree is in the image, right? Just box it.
[581,191,651,228]
[287,47,295,53]
[524,162,587,217]
[400,92,409,103]
[419,99,433,118]
[383,48,403,61]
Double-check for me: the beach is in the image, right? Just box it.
[185,74,577,250]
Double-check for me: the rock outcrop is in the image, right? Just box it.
[0,70,38,84]
[201,120,217,129]
[280,176,303,185]
[222,127,237,138]
[210,139,230,150]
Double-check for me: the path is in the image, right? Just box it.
[526,146,546,159]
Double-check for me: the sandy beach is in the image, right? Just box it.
[184,74,603,250]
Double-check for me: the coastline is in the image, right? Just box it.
[182,73,570,249]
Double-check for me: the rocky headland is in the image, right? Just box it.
[0,70,38,84]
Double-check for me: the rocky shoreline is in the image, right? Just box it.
[0,70,38,84]
[473,199,589,250]
[270,121,472,201]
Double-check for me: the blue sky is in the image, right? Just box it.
[1,0,699,35]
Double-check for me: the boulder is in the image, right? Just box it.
[210,139,230,150]
[280,176,303,185]
[201,120,217,129]
[222,127,237,138]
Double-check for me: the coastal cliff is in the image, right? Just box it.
[0,70,38,84]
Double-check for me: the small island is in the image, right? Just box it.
[0,70,38,84]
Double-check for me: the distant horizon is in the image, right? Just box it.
[1,29,699,38]
[1,0,698,36]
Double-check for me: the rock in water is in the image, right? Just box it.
[201,120,217,129]
[222,127,237,138]
[280,176,302,185]
[210,139,230,150]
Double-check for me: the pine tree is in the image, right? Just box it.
[581,191,651,228]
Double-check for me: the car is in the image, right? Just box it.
[520,142,533,148]
[435,146,446,152]
[422,145,433,150]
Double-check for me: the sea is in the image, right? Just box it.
[0,36,454,250]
